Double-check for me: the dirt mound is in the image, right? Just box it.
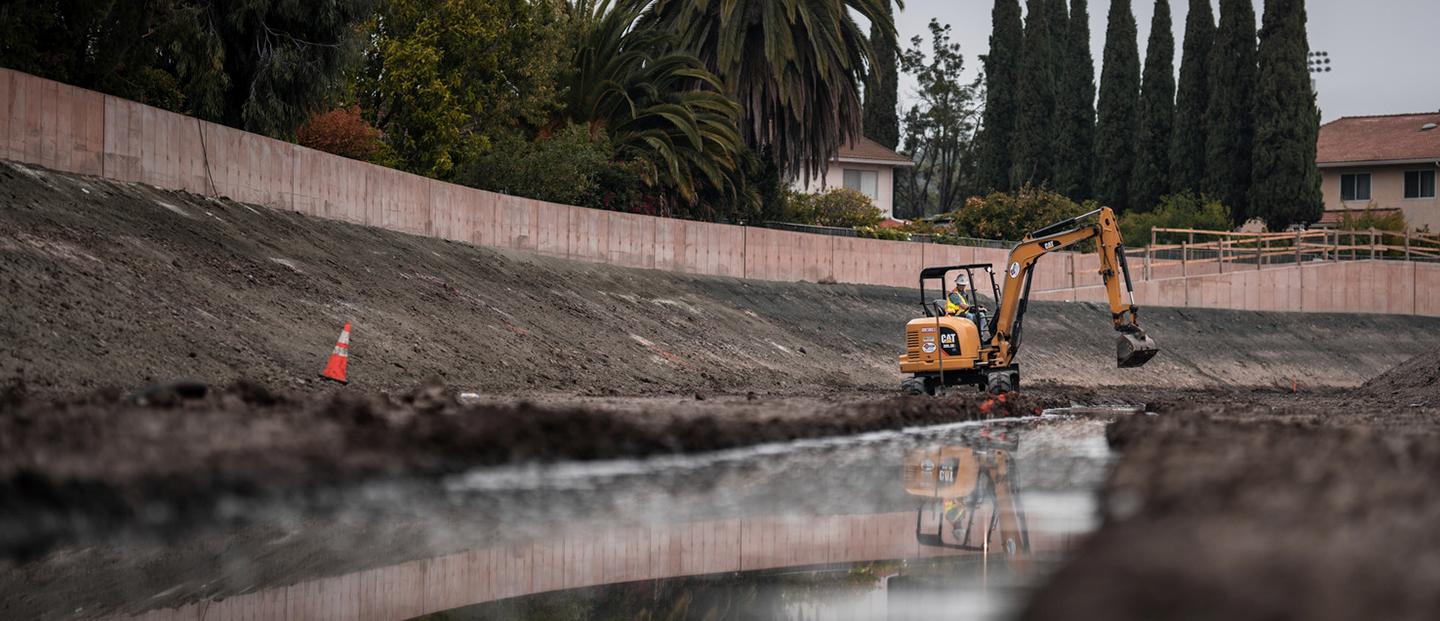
[1361,351,1440,405]
[1025,405,1440,621]
[3,160,1438,397]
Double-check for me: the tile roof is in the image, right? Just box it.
[834,136,914,165]
[1317,112,1440,164]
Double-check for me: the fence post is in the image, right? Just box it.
[1256,234,1263,270]
[1370,228,1377,260]
[1405,229,1411,261]
[1295,230,1303,266]
[1181,241,1188,278]
[1149,228,1157,280]
[1218,233,1226,273]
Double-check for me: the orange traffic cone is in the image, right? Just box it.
[320,323,351,384]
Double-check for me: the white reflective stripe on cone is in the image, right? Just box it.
[337,330,351,346]
[333,346,348,358]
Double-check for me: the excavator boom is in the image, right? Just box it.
[989,207,1158,368]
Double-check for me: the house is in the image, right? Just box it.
[792,136,914,220]
[1317,112,1440,230]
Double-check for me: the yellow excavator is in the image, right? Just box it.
[899,207,1158,395]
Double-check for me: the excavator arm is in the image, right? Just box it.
[988,207,1158,368]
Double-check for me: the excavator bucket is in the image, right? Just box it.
[1117,330,1159,368]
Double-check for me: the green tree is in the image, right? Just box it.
[358,0,566,178]
[460,125,614,208]
[0,0,375,137]
[951,185,1091,241]
[863,2,901,149]
[895,20,985,217]
[1010,0,1057,188]
[1251,0,1322,230]
[1170,0,1214,194]
[1094,0,1140,211]
[558,0,751,212]
[627,0,899,181]
[1053,0,1097,201]
[1205,0,1258,224]
[1119,192,1232,245]
[1129,0,1175,212]
[976,0,1023,193]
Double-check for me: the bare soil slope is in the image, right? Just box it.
[1,160,1436,397]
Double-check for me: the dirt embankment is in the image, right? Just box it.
[2,160,1438,398]
[1023,381,1440,621]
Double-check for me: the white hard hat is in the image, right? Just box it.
[955,273,969,286]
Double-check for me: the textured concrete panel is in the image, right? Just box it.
[567,206,610,263]
[293,146,369,223]
[605,211,657,269]
[744,228,831,282]
[534,200,570,258]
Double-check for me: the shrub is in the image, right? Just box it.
[459,125,613,207]
[950,185,1091,241]
[1337,203,1407,232]
[783,188,884,228]
[296,106,384,162]
[855,225,911,241]
[1120,192,1233,246]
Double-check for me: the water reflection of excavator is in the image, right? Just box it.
[902,427,1028,559]
[899,207,1159,395]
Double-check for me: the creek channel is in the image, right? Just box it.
[19,410,1123,621]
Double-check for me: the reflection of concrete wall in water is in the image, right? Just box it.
[4,67,1436,316]
[105,512,1069,621]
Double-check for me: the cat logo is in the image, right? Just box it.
[1041,240,1059,250]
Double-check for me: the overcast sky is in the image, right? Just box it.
[891,0,1440,122]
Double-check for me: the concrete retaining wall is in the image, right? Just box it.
[4,67,1436,316]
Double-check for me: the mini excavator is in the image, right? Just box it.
[899,207,1158,395]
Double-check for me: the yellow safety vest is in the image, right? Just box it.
[946,288,969,315]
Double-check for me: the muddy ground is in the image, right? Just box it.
[1023,356,1440,621]
[6,160,1440,620]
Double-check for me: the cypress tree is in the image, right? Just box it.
[977,0,1024,192]
[1252,0,1322,229]
[863,2,900,149]
[1045,0,1070,87]
[1170,0,1214,195]
[1094,0,1140,211]
[1053,0,1097,201]
[1205,0,1258,224]
[1011,0,1058,187]
[1129,0,1175,212]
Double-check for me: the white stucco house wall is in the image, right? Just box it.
[791,137,915,220]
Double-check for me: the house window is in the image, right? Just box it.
[842,169,879,200]
[1341,173,1371,201]
[1404,170,1436,199]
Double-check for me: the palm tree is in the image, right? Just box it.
[623,0,900,181]
[561,0,753,211]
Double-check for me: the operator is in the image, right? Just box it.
[945,274,972,317]
[946,274,984,333]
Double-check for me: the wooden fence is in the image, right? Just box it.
[1142,227,1440,280]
